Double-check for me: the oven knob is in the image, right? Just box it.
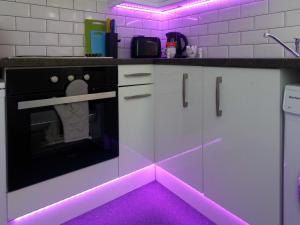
[50,76,59,83]
[84,74,90,81]
[68,75,75,82]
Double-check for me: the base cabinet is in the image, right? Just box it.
[203,67,284,225]
[119,84,154,176]
[155,66,203,192]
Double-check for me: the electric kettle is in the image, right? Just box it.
[166,32,188,58]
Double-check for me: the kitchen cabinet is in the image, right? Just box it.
[109,0,184,7]
[0,88,6,225]
[202,67,292,225]
[119,84,155,176]
[155,65,203,192]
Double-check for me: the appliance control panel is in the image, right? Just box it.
[283,84,300,114]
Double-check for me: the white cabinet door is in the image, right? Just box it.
[119,84,154,176]
[155,66,203,191]
[203,67,282,225]
[0,89,6,225]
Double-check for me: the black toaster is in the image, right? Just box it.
[131,36,162,58]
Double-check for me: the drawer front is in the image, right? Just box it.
[118,65,154,86]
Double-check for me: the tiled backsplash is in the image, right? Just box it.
[1,0,300,58]
[165,0,300,58]
[0,0,161,58]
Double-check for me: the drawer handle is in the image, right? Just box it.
[124,73,151,77]
[124,94,152,100]
[216,76,222,117]
[182,73,188,108]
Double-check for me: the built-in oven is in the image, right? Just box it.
[6,66,119,192]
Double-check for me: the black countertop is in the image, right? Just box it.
[1,57,300,69]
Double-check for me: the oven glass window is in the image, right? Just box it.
[7,98,118,192]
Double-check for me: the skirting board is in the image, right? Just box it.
[155,166,250,225]
[8,165,156,225]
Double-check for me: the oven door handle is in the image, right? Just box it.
[18,91,117,110]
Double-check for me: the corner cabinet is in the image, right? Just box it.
[154,65,203,192]
[202,67,294,225]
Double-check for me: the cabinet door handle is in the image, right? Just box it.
[298,177,300,201]
[216,76,222,117]
[182,73,188,108]
[124,94,152,100]
[124,73,151,77]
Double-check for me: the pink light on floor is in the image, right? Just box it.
[155,166,250,225]
[115,0,221,14]
[12,164,155,223]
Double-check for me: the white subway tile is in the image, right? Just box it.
[0,16,15,30]
[0,30,29,45]
[16,46,46,56]
[190,24,207,36]
[16,0,46,5]
[199,10,219,24]
[270,0,300,13]
[125,17,143,28]
[73,47,85,56]
[59,34,83,46]
[84,12,105,20]
[254,44,284,58]
[30,32,58,45]
[241,30,268,44]
[16,17,46,32]
[219,6,240,21]
[198,35,218,47]
[0,1,30,17]
[286,9,300,27]
[47,46,73,56]
[74,23,84,34]
[47,21,73,33]
[135,28,152,36]
[74,0,96,12]
[47,0,73,9]
[31,5,59,20]
[229,17,254,32]
[208,46,228,58]
[143,20,159,29]
[208,21,228,34]
[60,9,84,22]
[255,13,284,29]
[229,45,253,58]
[117,27,134,38]
[188,37,198,46]
[0,45,15,57]
[241,0,268,17]
[219,33,240,45]
[181,16,199,27]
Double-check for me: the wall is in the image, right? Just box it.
[165,0,300,58]
[0,0,161,58]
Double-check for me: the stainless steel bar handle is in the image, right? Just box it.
[18,91,116,110]
[216,76,222,117]
[124,94,152,100]
[124,73,151,77]
[182,73,188,108]
[298,176,300,201]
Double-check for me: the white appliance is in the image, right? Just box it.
[283,84,300,225]
[0,81,7,225]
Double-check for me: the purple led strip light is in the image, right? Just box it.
[115,0,221,14]
[12,138,247,225]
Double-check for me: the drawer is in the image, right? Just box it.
[118,65,154,86]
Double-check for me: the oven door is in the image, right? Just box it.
[7,90,119,192]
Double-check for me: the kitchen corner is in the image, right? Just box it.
[1,0,300,225]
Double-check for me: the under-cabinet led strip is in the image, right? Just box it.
[115,0,220,14]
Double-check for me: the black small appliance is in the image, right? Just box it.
[131,36,162,58]
[166,32,188,58]
[6,67,119,191]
